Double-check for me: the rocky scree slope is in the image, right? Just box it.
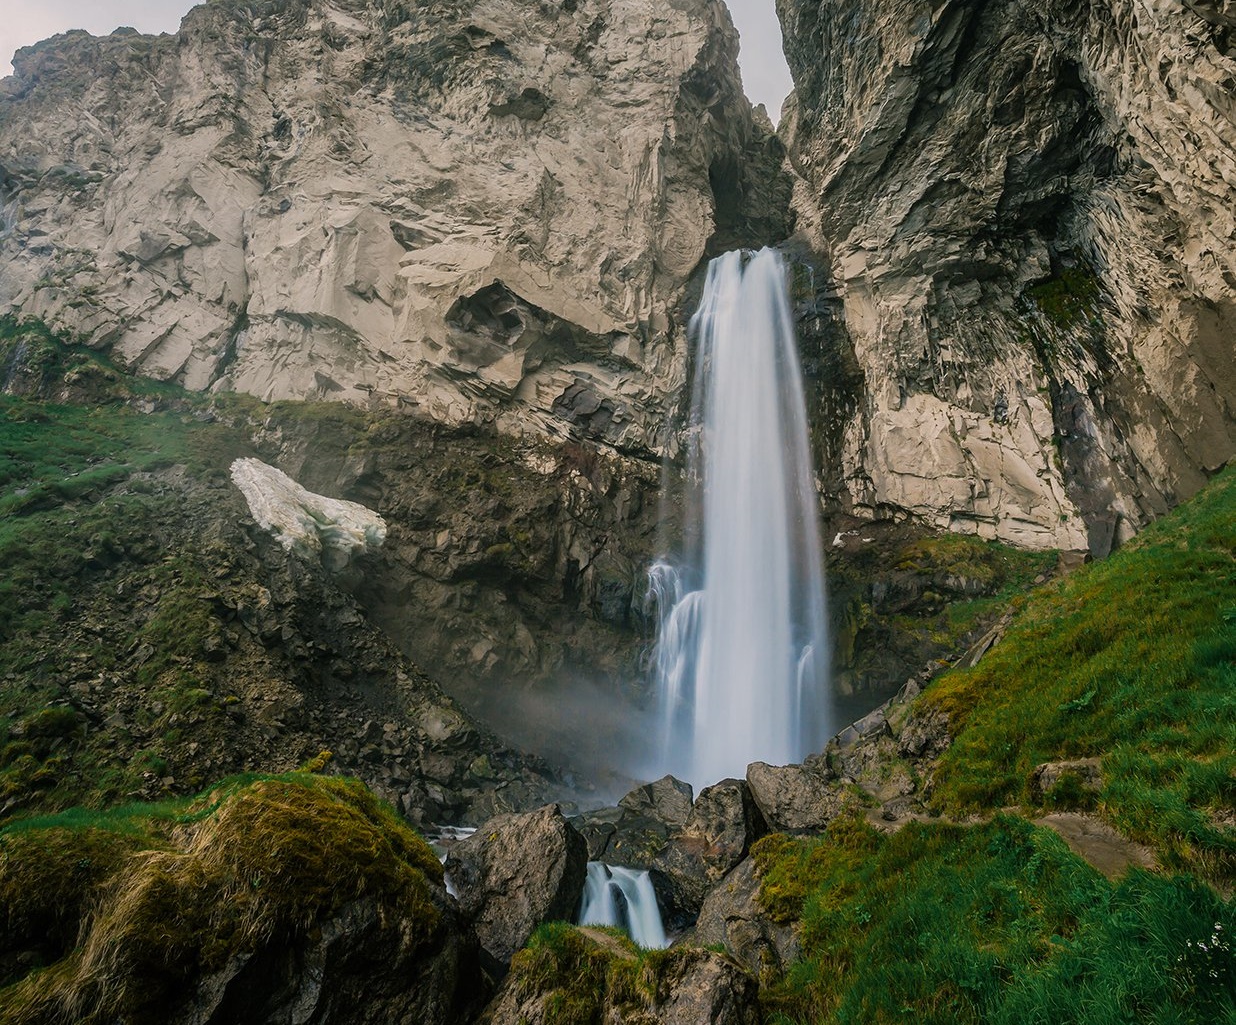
[0,0,789,455]
[779,0,1236,555]
[0,321,604,826]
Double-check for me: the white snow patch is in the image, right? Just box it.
[230,457,386,567]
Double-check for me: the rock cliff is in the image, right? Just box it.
[0,0,789,454]
[780,0,1236,553]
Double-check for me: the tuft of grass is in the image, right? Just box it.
[756,815,1235,1025]
[0,774,442,1023]
[923,466,1236,878]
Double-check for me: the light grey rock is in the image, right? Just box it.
[780,0,1236,553]
[0,0,790,456]
[745,761,844,834]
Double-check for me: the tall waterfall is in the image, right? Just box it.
[650,248,829,789]
[578,862,668,949]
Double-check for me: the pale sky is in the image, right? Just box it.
[1,0,793,119]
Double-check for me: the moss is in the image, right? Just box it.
[923,466,1236,879]
[756,816,1236,1025]
[1026,265,1103,331]
[0,774,442,1024]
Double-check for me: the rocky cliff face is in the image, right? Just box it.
[0,0,789,454]
[779,0,1236,554]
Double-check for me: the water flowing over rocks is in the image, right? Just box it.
[0,0,789,455]
[779,0,1236,553]
[444,804,588,970]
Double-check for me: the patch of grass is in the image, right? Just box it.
[924,467,1236,878]
[1026,265,1103,331]
[756,815,1235,1025]
[0,774,442,1023]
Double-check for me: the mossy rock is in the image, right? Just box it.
[0,774,462,1025]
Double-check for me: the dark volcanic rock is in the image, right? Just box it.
[445,804,588,970]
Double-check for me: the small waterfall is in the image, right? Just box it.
[577,862,668,949]
[649,247,829,789]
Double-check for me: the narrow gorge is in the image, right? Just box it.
[0,0,1233,1021]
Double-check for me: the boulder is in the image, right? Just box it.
[653,779,767,923]
[619,774,695,830]
[693,857,799,981]
[445,804,587,970]
[745,761,845,834]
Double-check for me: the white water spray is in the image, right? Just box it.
[649,247,829,789]
[578,862,668,949]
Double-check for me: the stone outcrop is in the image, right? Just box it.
[693,857,799,980]
[745,760,843,834]
[0,0,789,455]
[484,935,761,1025]
[444,804,588,969]
[779,0,1236,553]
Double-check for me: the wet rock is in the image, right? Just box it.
[745,761,844,834]
[693,857,799,980]
[445,804,587,970]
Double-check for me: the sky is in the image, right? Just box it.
[1,0,794,119]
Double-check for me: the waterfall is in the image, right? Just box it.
[577,862,668,949]
[649,247,829,789]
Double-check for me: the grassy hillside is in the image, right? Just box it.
[753,465,1235,1023]
[925,466,1235,878]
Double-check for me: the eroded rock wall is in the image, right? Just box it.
[779,0,1236,553]
[0,0,790,454]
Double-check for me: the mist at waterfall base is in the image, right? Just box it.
[645,248,831,792]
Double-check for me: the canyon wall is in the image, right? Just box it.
[0,0,789,454]
[780,0,1236,554]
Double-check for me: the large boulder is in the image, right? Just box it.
[693,857,799,981]
[745,761,845,834]
[619,774,695,829]
[445,804,587,970]
[653,778,767,923]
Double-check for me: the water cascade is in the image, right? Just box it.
[650,247,829,789]
[577,862,668,949]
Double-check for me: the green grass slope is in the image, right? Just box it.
[754,465,1234,1023]
[925,465,1235,878]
